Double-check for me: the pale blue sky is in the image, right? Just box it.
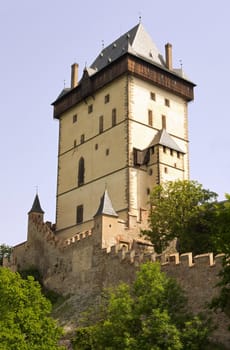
[1,0,230,246]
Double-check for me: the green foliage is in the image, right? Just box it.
[19,267,64,305]
[0,244,12,265]
[72,262,212,350]
[209,196,230,320]
[0,267,64,350]
[143,180,217,254]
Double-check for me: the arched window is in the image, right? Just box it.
[78,157,85,186]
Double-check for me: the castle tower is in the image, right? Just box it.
[52,23,195,239]
[27,194,44,241]
[93,189,119,249]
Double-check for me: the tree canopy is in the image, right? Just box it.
[73,262,212,350]
[143,180,218,254]
[0,244,12,265]
[0,267,64,350]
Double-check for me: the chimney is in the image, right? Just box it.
[71,63,79,88]
[165,43,172,70]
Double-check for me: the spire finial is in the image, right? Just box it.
[35,185,38,195]
[102,39,105,50]
[138,12,142,23]
[63,79,66,88]
[179,59,183,69]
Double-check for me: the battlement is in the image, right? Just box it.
[102,245,225,269]
[63,230,93,247]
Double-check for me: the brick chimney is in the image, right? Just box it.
[165,43,172,70]
[71,63,79,88]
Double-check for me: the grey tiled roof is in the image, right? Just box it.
[29,194,44,214]
[90,23,166,75]
[149,129,185,153]
[94,189,118,217]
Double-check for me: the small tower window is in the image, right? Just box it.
[112,108,117,126]
[73,114,77,123]
[165,98,170,107]
[164,167,168,174]
[106,148,110,156]
[74,139,77,148]
[80,134,85,143]
[162,115,166,129]
[99,115,104,133]
[76,205,83,224]
[95,143,98,150]
[177,152,181,159]
[148,110,153,126]
[78,157,85,186]
[88,104,93,114]
[150,92,156,101]
[104,94,110,104]
[170,149,173,156]
[163,146,166,153]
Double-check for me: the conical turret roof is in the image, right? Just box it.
[94,189,118,217]
[28,194,44,214]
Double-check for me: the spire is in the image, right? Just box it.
[94,189,118,217]
[28,194,44,214]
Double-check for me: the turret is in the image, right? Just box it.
[27,194,44,241]
[94,189,119,249]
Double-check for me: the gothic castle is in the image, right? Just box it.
[6,23,229,346]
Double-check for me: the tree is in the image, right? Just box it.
[209,196,230,320]
[143,180,217,254]
[0,244,12,265]
[72,262,212,350]
[0,267,64,350]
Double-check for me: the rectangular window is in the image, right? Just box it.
[163,146,166,153]
[112,108,117,126]
[88,104,93,114]
[170,149,173,156]
[99,115,104,133]
[73,114,77,123]
[177,152,181,159]
[80,134,85,143]
[76,205,83,224]
[74,139,77,148]
[148,110,153,126]
[104,94,110,104]
[165,98,170,107]
[162,115,166,129]
[150,92,156,101]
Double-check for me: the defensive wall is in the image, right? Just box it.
[6,213,230,347]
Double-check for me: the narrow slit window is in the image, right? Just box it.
[148,110,153,126]
[112,108,117,126]
[162,115,166,129]
[76,205,83,224]
[99,115,104,133]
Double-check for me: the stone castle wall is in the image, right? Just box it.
[8,215,230,347]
